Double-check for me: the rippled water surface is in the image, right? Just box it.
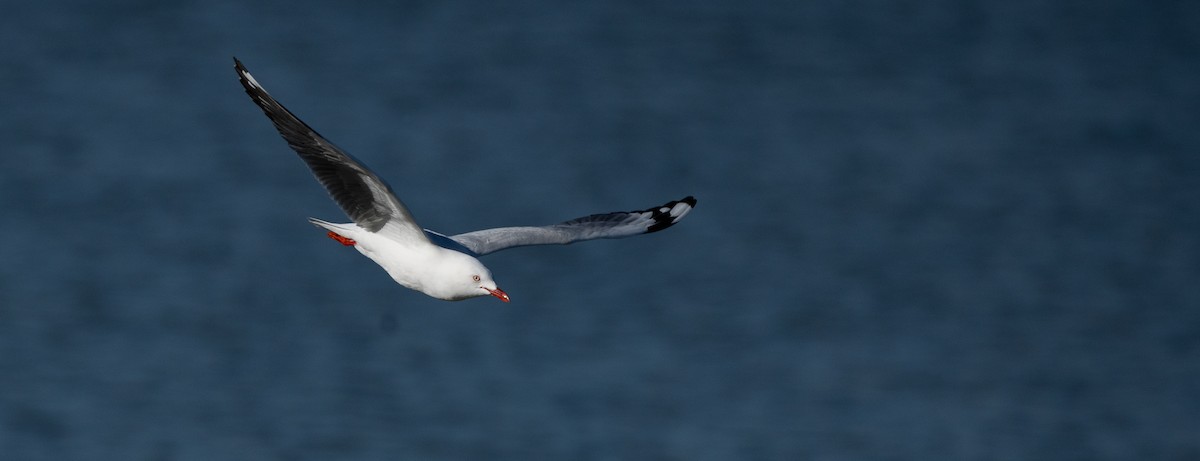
[2,1,1198,459]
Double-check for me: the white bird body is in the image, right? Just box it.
[235,58,694,302]
[309,218,502,302]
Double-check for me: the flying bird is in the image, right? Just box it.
[234,58,695,302]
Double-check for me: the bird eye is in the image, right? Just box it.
[472,275,481,282]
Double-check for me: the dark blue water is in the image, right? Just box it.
[3,1,1198,459]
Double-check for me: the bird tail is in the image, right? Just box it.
[307,217,356,233]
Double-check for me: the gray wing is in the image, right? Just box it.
[430,196,696,256]
[234,58,428,240]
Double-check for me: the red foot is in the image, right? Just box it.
[326,231,357,246]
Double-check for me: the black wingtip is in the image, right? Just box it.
[645,196,697,233]
[233,57,248,75]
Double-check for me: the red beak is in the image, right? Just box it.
[486,287,510,303]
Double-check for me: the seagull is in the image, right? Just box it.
[234,58,696,303]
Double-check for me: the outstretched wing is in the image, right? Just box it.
[234,58,428,242]
[429,196,696,256]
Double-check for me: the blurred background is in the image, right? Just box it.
[2,0,1198,459]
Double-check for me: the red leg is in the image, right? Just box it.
[326,231,357,246]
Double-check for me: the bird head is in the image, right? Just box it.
[432,250,509,302]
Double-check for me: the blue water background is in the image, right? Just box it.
[2,1,1198,459]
